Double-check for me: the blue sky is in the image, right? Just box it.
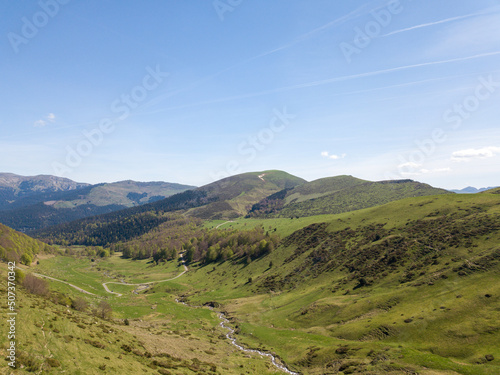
[1,0,499,189]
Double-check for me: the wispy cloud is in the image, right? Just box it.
[321,151,346,160]
[451,146,500,162]
[140,0,389,112]
[381,8,500,38]
[140,52,500,116]
[33,113,56,127]
[427,11,500,56]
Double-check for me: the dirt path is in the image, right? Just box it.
[215,220,235,229]
[32,272,96,295]
[24,254,188,297]
[102,254,188,297]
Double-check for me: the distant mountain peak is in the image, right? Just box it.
[450,186,499,194]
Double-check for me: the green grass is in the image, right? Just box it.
[185,192,500,374]
[6,192,500,374]
[0,262,285,374]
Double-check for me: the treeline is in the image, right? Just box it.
[37,212,171,247]
[113,217,279,265]
[33,189,216,245]
[63,246,113,258]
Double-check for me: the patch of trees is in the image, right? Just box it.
[62,245,112,258]
[0,202,126,233]
[246,188,290,218]
[184,226,279,265]
[113,217,279,265]
[0,224,54,265]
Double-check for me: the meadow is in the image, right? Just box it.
[2,192,499,374]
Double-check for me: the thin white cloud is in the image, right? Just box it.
[139,51,500,116]
[428,12,500,56]
[33,113,56,127]
[321,151,346,160]
[381,8,500,38]
[140,0,390,112]
[451,146,500,162]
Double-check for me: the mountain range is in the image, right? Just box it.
[0,170,498,374]
[450,186,499,194]
[0,170,452,236]
[0,173,195,232]
[32,170,451,247]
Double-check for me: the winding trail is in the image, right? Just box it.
[215,220,235,229]
[32,272,96,295]
[25,255,188,297]
[28,254,298,374]
[102,258,188,297]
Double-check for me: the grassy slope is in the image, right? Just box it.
[482,187,500,194]
[283,175,368,204]
[1,258,282,374]
[186,170,306,219]
[182,193,500,374]
[8,192,500,374]
[282,180,450,216]
[0,223,53,262]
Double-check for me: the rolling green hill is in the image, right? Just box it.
[185,170,306,219]
[248,177,451,218]
[0,223,54,265]
[21,191,500,374]
[34,170,306,245]
[483,187,500,194]
[177,192,500,374]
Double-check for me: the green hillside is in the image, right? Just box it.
[483,187,500,194]
[0,261,279,375]
[178,192,500,374]
[248,178,451,218]
[186,170,306,219]
[21,192,500,374]
[284,175,368,203]
[0,223,54,265]
[35,170,306,245]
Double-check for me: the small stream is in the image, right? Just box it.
[176,299,299,374]
[217,311,300,375]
